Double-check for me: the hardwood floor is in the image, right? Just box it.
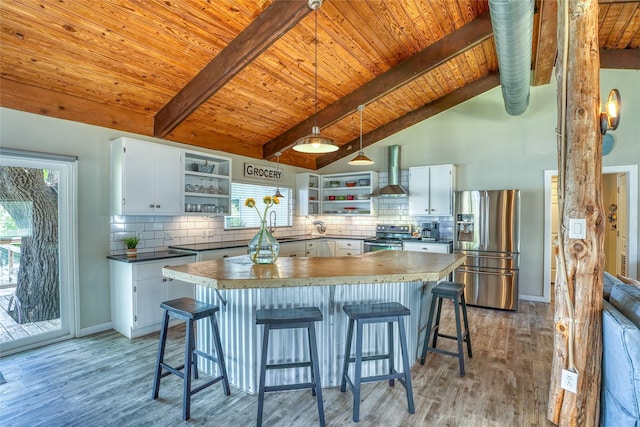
[0,301,554,426]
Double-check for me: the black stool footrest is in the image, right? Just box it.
[266,361,312,370]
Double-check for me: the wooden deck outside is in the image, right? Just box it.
[0,286,61,343]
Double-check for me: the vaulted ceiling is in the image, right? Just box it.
[1,0,638,169]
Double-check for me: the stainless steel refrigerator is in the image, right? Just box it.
[453,190,520,310]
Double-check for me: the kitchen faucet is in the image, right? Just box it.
[312,220,326,234]
[269,210,276,234]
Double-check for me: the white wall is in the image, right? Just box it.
[320,69,640,298]
[0,69,637,330]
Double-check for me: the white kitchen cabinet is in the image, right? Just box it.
[110,137,183,215]
[403,241,452,254]
[315,240,336,257]
[197,247,247,261]
[409,165,455,216]
[335,239,362,256]
[183,150,232,215]
[320,172,378,216]
[110,256,195,339]
[279,241,306,257]
[305,241,317,257]
[296,173,321,216]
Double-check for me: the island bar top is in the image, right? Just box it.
[162,250,466,290]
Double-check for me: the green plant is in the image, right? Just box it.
[122,236,140,249]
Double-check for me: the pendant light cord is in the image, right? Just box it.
[313,8,319,129]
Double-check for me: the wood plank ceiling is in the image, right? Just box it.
[1,0,638,170]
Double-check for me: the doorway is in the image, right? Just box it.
[0,149,78,355]
[543,165,638,303]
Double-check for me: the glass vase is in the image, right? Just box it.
[248,221,280,264]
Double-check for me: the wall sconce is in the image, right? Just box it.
[600,89,621,135]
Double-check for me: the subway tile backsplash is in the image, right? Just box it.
[109,170,454,254]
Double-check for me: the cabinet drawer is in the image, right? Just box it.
[135,257,194,280]
[403,242,450,254]
[336,240,362,250]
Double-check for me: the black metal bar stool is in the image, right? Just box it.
[256,306,325,427]
[420,281,472,376]
[151,297,230,420]
[340,302,415,422]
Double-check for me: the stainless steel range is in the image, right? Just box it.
[363,224,419,252]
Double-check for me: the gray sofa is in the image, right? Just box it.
[601,272,640,426]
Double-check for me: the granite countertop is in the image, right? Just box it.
[107,250,196,263]
[162,251,466,290]
[168,234,375,252]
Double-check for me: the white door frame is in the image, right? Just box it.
[0,150,79,355]
[543,165,638,303]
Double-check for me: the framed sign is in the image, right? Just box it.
[243,163,282,181]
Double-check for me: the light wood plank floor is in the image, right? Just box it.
[0,301,554,426]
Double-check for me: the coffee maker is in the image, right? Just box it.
[421,221,439,240]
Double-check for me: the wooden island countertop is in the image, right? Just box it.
[162,250,466,290]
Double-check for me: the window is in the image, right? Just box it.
[225,182,292,229]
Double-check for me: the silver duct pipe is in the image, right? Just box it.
[489,0,534,116]
[378,145,408,197]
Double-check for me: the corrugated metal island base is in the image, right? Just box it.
[162,251,466,395]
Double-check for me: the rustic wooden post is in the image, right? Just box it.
[547,0,604,425]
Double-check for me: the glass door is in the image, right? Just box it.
[0,150,77,355]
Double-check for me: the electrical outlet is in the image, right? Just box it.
[207,229,214,237]
[164,232,173,240]
[561,369,578,393]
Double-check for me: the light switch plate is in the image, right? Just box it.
[568,218,586,239]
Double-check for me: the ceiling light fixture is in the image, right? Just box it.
[600,89,621,135]
[293,0,338,154]
[273,151,284,198]
[348,105,374,166]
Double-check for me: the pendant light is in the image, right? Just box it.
[348,105,374,166]
[273,152,284,198]
[293,0,339,154]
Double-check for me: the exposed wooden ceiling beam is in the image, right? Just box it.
[532,0,558,86]
[0,78,153,135]
[262,12,494,160]
[600,49,640,69]
[315,73,501,169]
[153,0,311,138]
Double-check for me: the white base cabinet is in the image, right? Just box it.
[408,165,455,216]
[110,256,195,339]
[402,241,452,254]
[196,247,248,261]
[335,239,362,256]
[279,241,306,257]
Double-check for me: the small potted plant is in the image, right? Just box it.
[122,236,140,257]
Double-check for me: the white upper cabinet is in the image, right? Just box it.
[409,165,455,216]
[110,137,183,215]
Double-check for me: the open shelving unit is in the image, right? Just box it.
[320,172,378,216]
[183,150,232,215]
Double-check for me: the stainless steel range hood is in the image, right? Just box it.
[377,145,408,197]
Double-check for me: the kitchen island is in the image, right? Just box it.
[162,251,465,394]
